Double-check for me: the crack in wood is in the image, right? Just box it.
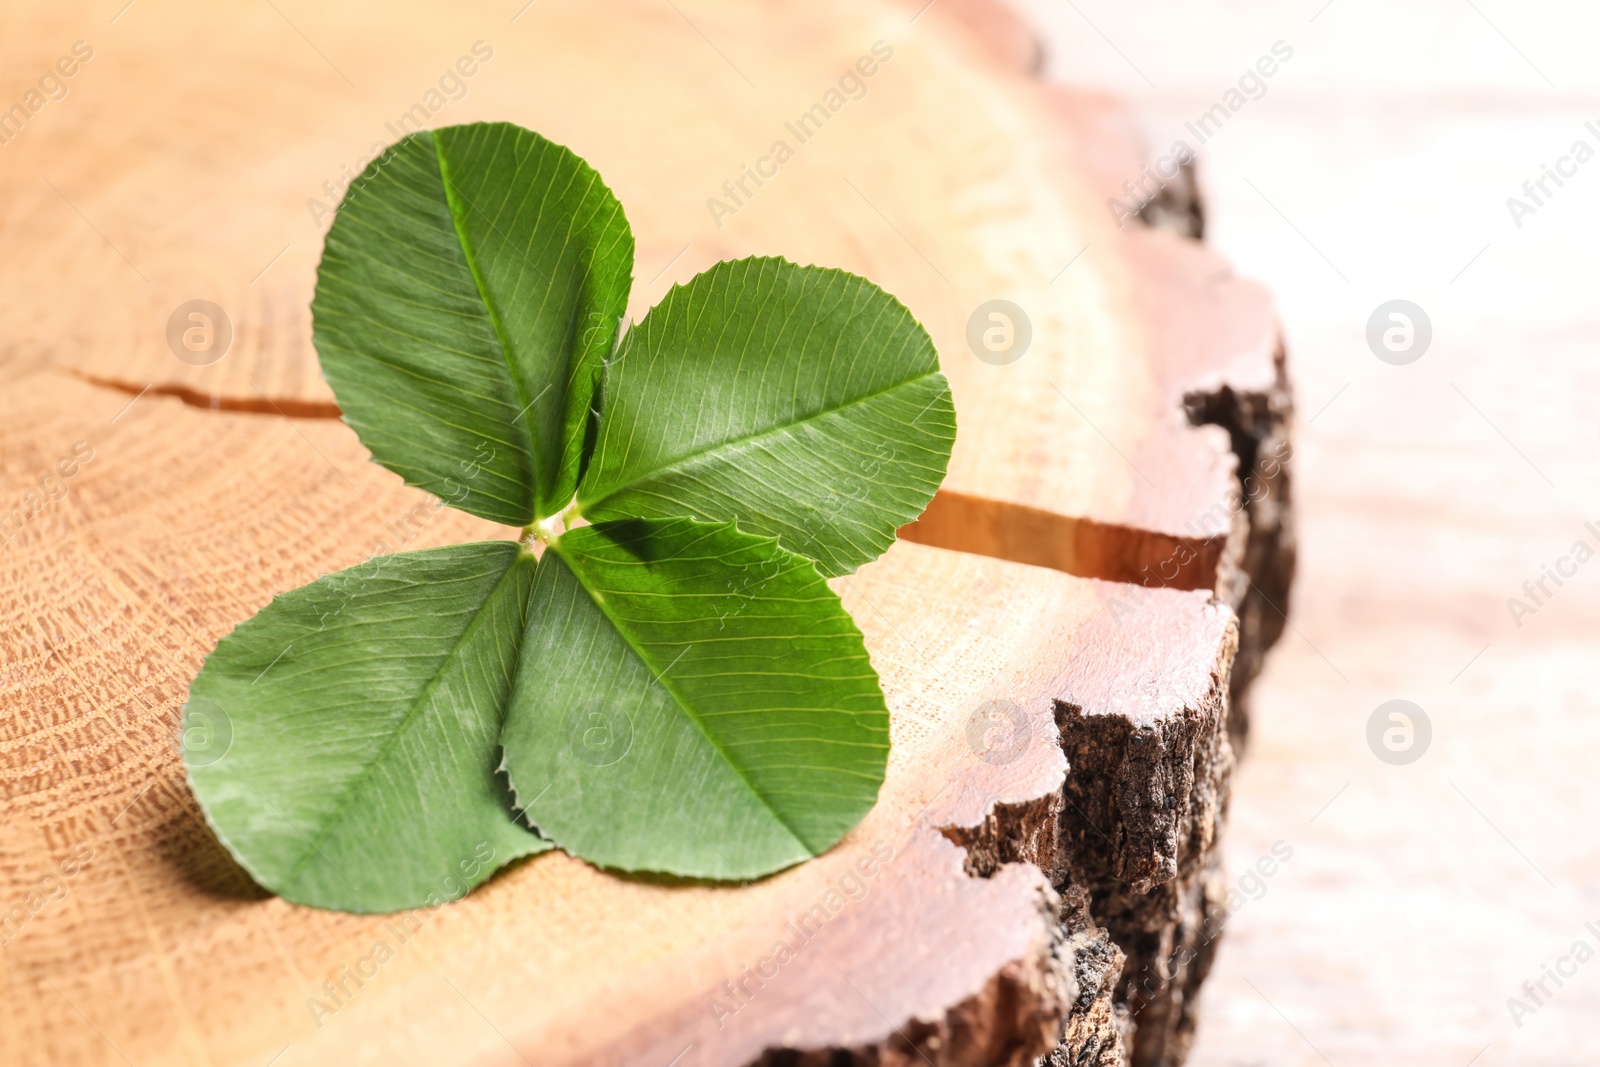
[67,370,344,420]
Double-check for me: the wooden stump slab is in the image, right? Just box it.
[0,1,1294,1064]
[1,371,1235,1067]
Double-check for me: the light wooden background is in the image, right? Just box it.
[1015,1,1600,1064]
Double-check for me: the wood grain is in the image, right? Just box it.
[1,370,1237,1066]
[0,0,1285,602]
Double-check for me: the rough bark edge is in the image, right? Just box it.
[1049,615,1236,1067]
[939,792,1062,880]
[882,331,1292,1067]
[747,886,1075,1067]
[732,6,1293,1063]
[881,91,1289,1067]
[1046,886,1133,1067]
[1182,338,1296,750]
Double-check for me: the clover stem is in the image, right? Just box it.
[524,498,583,546]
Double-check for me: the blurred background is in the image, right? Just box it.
[1011,1,1600,1063]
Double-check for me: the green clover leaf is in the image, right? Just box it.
[186,123,956,911]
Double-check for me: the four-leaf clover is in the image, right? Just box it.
[184,123,956,913]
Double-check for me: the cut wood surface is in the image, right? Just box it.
[0,1,1292,1065]
[1,370,1233,1067]
[0,0,1286,603]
